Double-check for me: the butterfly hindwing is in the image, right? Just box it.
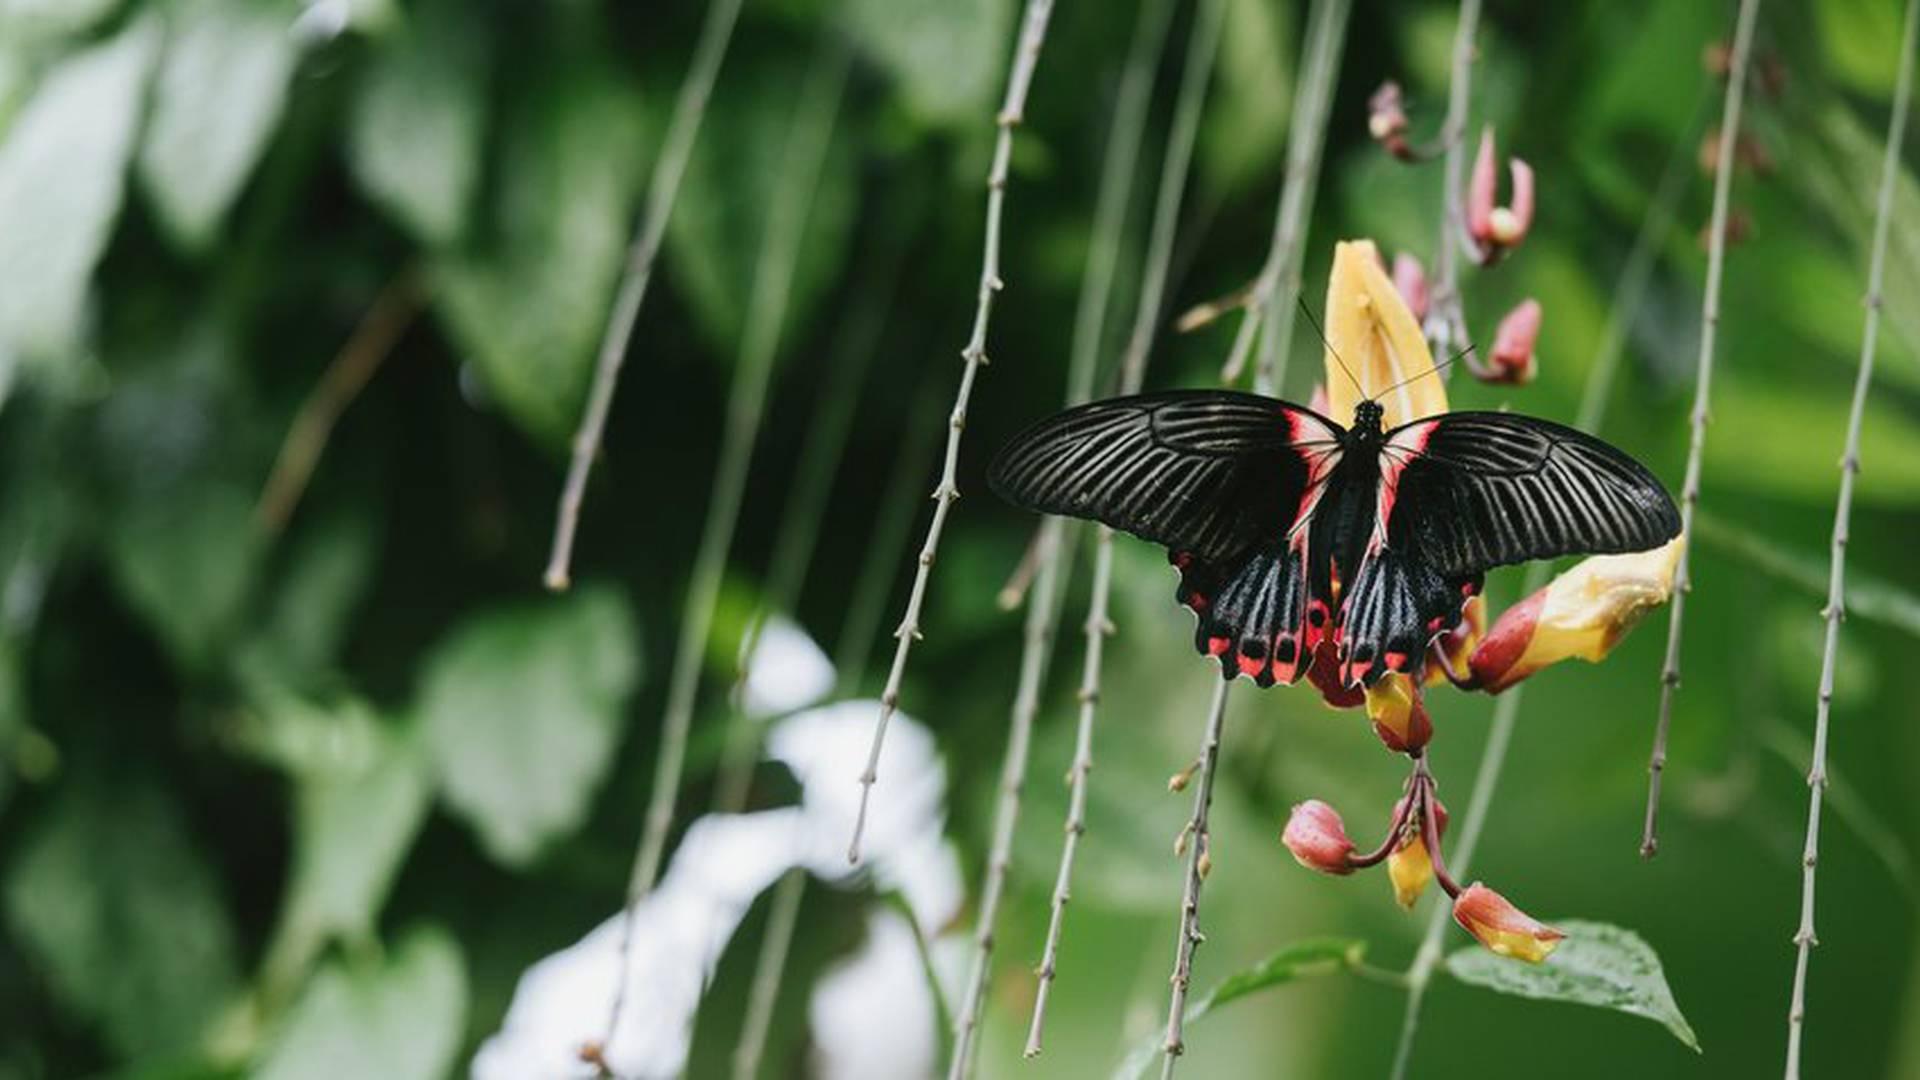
[1381,411,1681,577]
[987,390,1342,563]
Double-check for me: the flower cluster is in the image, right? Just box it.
[1271,242,1681,963]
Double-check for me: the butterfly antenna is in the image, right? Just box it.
[1294,296,1368,399]
[1379,341,1476,398]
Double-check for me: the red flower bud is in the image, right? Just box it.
[1281,799,1356,875]
[1477,298,1541,386]
[1452,882,1566,963]
[1391,253,1430,322]
[1466,127,1534,264]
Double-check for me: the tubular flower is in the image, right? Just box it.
[1479,298,1541,386]
[1323,240,1448,429]
[1469,537,1686,693]
[1364,677,1432,754]
[1465,127,1534,264]
[1385,793,1447,909]
[1452,882,1566,963]
[1282,800,1357,875]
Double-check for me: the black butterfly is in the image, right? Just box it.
[988,390,1681,689]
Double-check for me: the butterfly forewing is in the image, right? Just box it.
[1382,411,1681,577]
[987,390,1340,562]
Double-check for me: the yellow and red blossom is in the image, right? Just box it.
[1469,537,1686,693]
[1386,793,1447,909]
[1479,298,1541,386]
[1452,882,1566,963]
[1281,800,1357,876]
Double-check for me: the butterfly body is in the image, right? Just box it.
[989,390,1680,689]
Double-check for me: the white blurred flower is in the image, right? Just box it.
[809,909,939,1080]
[473,701,959,1080]
[743,615,836,719]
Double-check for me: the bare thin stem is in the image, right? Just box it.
[834,380,947,694]
[1421,0,1483,372]
[1218,0,1353,391]
[256,271,422,533]
[598,43,850,1059]
[1249,0,1352,397]
[1065,0,1177,408]
[947,521,1076,1080]
[1024,0,1228,1054]
[1025,524,1115,1056]
[1785,1,1917,1073]
[1159,678,1233,1079]
[731,868,806,1080]
[1643,0,1762,860]
[848,0,1058,864]
[544,0,744,591]
[712,191,922,815]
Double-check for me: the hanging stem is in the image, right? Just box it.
[1218,0,1354,391]
[544,0,744,591]
[1022,0,1228,1056]
[1421,0,1483,371]
[847,0,1058,864]
[1785,0,1918,1073]
[1642,0,1762,860]
[596,40,851,1064]
[1159,678,1233,1079]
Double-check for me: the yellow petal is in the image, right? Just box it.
[1387,836,1433,910]
[1322,240,1448,428]
[1526,536,1685,665]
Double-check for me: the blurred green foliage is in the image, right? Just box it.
[0,0,1917,1077]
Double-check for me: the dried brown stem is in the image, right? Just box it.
[1218,0,1353,391]
[1643,0,1762,860]
[255,271,422,533]
[544,0,743,591]
[1159,678,1233,1079]
[848,0,1058,864]
[1785,0,1917,1072]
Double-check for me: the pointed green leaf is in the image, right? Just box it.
[138,0,299,251]
[416,586,640,866]
[104,479,263,671]
[0,16,157,364]
[255,926,467,1080]
[1112,938,1367,1080]
[346,0,487,247]
[1444,919,1700,1052]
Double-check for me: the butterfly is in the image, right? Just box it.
[988,390,1681,689]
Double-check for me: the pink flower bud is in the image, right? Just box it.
[1391,253,1430,321]
[1368,81,1412,159]
[1452,882,1566,963]
[1281,799,1356,876]
[1478,299,1541,386]
[1466,127,1534,263]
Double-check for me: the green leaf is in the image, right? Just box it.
[845,0,1013,128]
[1111,939,1366,1080]
[416,586,640,866]
[104,479,263,671]
[138,0,300,251]
[254,506,380,680]
[663,53,856,355]
[433,60,646,442]
[1197,0,1293,197]
[0,16,157,364]
[234,680,431,989]
[1444,919,1700,1052]
[254,926,467,1080]
[4,775,240,1059]
[346,0,487,247]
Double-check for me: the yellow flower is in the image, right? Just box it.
[1469,537,1686,693]
[1322,239,1449,429]
[1452,882,1565,963]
